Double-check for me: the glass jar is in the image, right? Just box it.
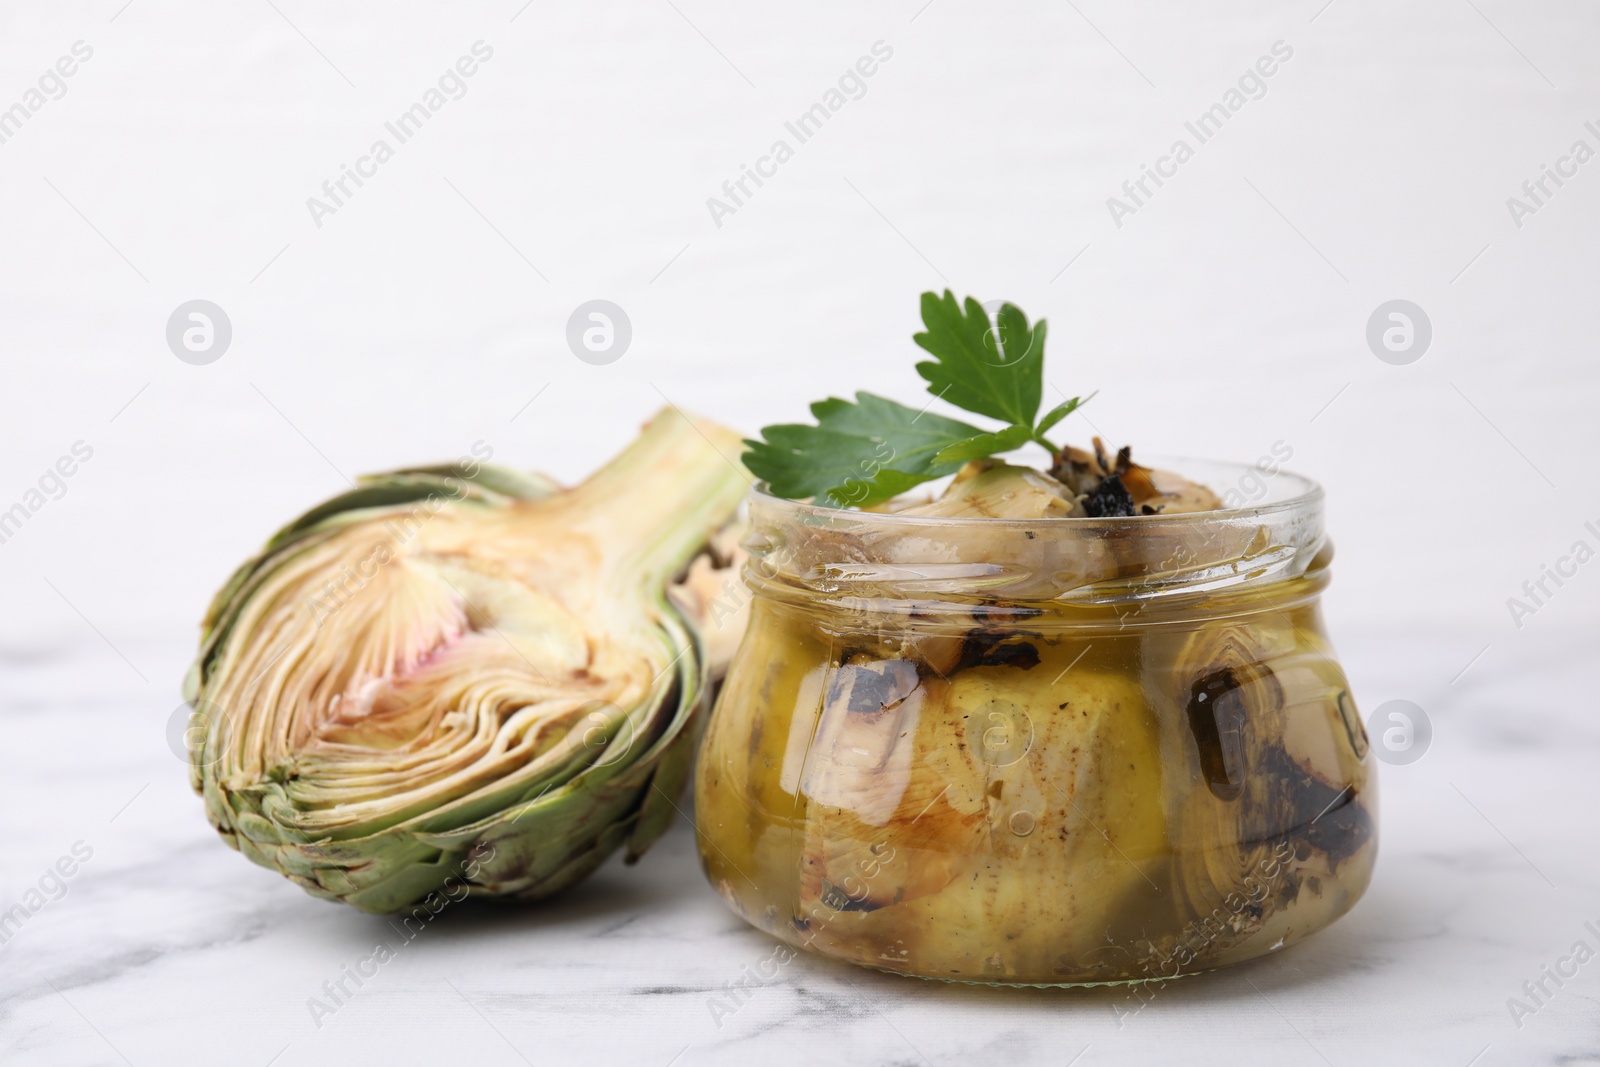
[694,459,1376,986]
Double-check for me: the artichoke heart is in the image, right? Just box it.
[787,657,1169,980]
[185,408,748,913]
[1143,614,1376,967]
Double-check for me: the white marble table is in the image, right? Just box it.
[0,625,1594,1066]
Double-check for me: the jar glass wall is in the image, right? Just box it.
[694,460,1376,986]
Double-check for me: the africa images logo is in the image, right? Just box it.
[705,41,894,228]
[1105,41,1294,228]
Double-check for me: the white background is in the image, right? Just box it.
[0,2,1596,1065]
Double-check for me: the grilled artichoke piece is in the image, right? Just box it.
[1140,611,1375,969]
[771,463,1119,617]
[1052,439,1223,516]
[795,658,981,913]
[185,408,748,913]
[697,604,1170,981]
[790,657,1168,981]
[896,461,1078,520]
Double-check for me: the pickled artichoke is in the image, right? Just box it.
[185,408,748,913]
[1050,438,1223,516]
[696,460,1376,984]
[1139,604,1375,973]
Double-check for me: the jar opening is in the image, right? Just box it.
[750,455,1321,529]
[743,456,1327,608]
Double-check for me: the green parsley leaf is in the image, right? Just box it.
[933,424,1033,465]
[1036,393,1093,437]
[746,292,1094,506]
[743,392,986,507]
[913,291,1045,427]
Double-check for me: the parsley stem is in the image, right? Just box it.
[1031,432,1061,457]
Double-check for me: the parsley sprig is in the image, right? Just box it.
[744,291,1091,507]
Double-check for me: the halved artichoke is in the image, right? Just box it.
[184,408,748,913]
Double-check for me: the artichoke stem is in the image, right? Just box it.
[561,408,751,587]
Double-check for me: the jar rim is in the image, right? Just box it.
[748,454,1323,528]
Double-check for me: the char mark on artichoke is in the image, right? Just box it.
[950,627,1041,674]
[1256,745,1375,869]
[1081,475,1136,518]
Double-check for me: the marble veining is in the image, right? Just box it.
[0,628,1595,1065]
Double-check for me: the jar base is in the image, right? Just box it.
[866,964,1211,989]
